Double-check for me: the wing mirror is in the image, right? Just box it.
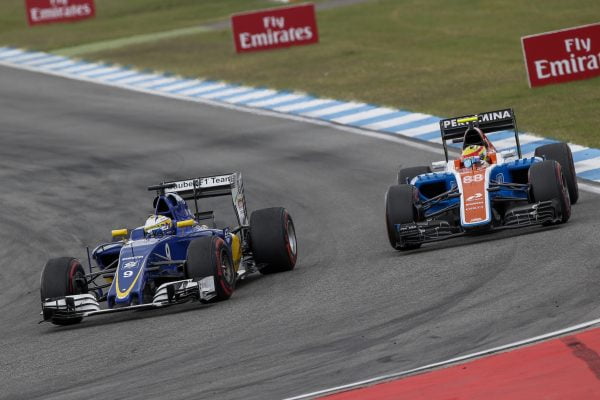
[176,219,196,228]
[431,161,446,171]
[111,229,128,240]
[500,149,516,159]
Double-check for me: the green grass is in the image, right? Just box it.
[2,0,599,147]
[0,0,279,51]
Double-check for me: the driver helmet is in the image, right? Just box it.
[144,215,173,236]
[462,144,487,163]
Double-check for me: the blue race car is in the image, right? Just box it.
[385,108,578,251]
[40,172,298,325]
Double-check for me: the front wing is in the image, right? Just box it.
[394,200,559,246]
[41,278,216,324]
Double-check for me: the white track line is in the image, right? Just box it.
[200,86,251,99]
[157,80,203,92]
[575,158,600,174]
[62,63,103,74]
[364,113,432,130]
[273,98,334,113]
[246,93,307,108]
[43,59,79,70]
[333,107,396,124]
[395,122,439,137]
[284,317,600,399]
[5,52,47,62]
[179,83,228,96]
[80,66,123,77]
[302,102,366,118]
[0,49,24,58]
[23,56,65,67]
[225,89,278,104]
[97,70,139,81]
[113,73,159,84]
[134,77,178,88]
[493,133,544,151]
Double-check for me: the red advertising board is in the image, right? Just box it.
[231,3,319,53]
[521,23,600,87]
[25,0,95,26]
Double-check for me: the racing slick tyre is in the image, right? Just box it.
[40,257,88,325]
[529,160,571,225]
[385,184,421,251]
[398,166,431,185]
[250,207,297,274]
[186,236,235,301]
[534,143,578,204]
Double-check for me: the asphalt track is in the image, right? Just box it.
[1,65,600,400]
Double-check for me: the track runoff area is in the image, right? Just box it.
[288,320,600,399]
[2,46,600,399]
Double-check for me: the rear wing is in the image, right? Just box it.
[438,108,521,161]
[150,172,248,226]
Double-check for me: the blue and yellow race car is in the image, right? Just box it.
[40,172,298,325]
[385,108,578,250]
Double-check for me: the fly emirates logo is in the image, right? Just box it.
[28,0,93,24]
[535,37,599,80]
[238,15,314,50]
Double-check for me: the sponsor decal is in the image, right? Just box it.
[165,175,233,193]
[231,3,319,53]
[25,0,95,26]
[457,168,491,224]
[122,255,143,261]
[466,192,483,202]
[521,23,600,87]
[441,109,513,130]
[123,261,138,269]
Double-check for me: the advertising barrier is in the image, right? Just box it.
[25,0,95,26]
[231,3,318,53]
[522,23,600,87]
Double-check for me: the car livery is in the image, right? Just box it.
[40,172,298,325]
[385,108,578,251]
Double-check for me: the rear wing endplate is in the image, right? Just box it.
[160,172,248,226]
[438,108,521,161]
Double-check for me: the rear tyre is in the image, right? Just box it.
[385,184,421,250]
[529,160,571,224]
[40,257,88,325]
[398,166,431,185]
[534,143,578,204]
[250,207,297,274]
[186,236,235,301]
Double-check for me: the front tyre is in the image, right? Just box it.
[534,143,578,204]
[529,160,571,224]
[250,207,298,274]
[40,257,88,325]
[385,184,421,251]
[186,236,235,301]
